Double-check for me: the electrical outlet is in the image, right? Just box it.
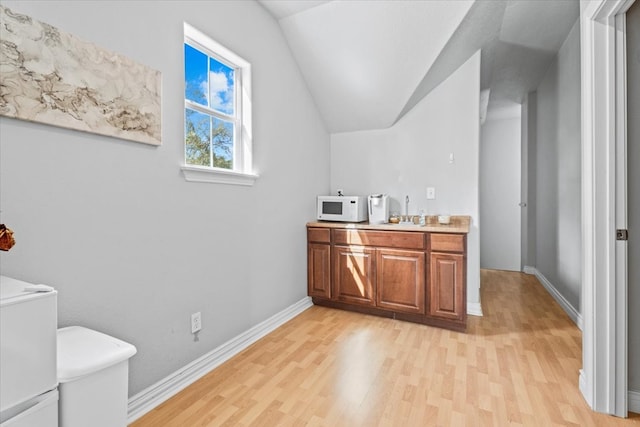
[426,187,436,200]
[191,312,201,334]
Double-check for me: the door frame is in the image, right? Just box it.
[580,0,634,416]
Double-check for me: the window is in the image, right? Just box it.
[182,23,256,185]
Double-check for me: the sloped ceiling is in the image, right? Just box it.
[259,0,579,133]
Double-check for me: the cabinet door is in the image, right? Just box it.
[429,252,465,321]
[333,245,375,306]
[308,243,331,299]
[376,249,425,314]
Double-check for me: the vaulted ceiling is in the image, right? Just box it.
[259,0,579,134]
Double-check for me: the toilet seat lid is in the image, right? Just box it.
[57,326,137,383]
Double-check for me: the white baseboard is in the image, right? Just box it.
[523,265,536,275]
[579,367,639,416]
[630,390,640,414]
[127,296,313,424]
[467,301,483,316]
[579,369,592,410]
[530,267,583,330]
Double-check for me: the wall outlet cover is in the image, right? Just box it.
[191,312,202,334]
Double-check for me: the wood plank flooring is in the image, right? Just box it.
[131,270,640,426]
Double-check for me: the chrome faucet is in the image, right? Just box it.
[405,195,410,217]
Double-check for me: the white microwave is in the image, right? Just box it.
[316,196,368,222]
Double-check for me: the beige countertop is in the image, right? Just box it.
[307,215,470,234]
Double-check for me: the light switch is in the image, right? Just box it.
[426,187,436,200]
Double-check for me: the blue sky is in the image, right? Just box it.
[184,43,234,115]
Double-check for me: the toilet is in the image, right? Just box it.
[57,326,136,427]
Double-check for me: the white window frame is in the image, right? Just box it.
[181,22,257,186]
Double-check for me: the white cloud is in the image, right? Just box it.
[209,71,233,113]
[209,71,228,93]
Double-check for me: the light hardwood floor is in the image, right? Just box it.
[131,270,640,426]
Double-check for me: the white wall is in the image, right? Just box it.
[330,51,481,312]
[535,20,582,310]
[0,0,329,396]
[480,103,521,271]
[626,0,640,395]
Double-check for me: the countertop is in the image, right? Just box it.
[307,215,470,234]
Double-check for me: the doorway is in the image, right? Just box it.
[626,0,639,413]
[580,0,635,416]
[479,101,522,271]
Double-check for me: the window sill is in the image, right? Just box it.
[181,165,258,186]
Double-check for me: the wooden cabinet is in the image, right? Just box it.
[308,243,331,298]
[332,229,425,313]
[307,228,331,299]
[307,225,467,331]
[429,252,465,321]
[333,245,375,306]
[428,233,467,325]
[376,249,425,314]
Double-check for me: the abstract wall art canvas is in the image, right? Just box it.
[0,6,162,145]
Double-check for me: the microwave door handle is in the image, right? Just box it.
[369,198,372,215]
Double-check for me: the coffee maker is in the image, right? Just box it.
[368,194,389,224]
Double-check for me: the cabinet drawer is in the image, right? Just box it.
[430,234,465,252]
[333,229,425,250]
[307,227,331,243]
